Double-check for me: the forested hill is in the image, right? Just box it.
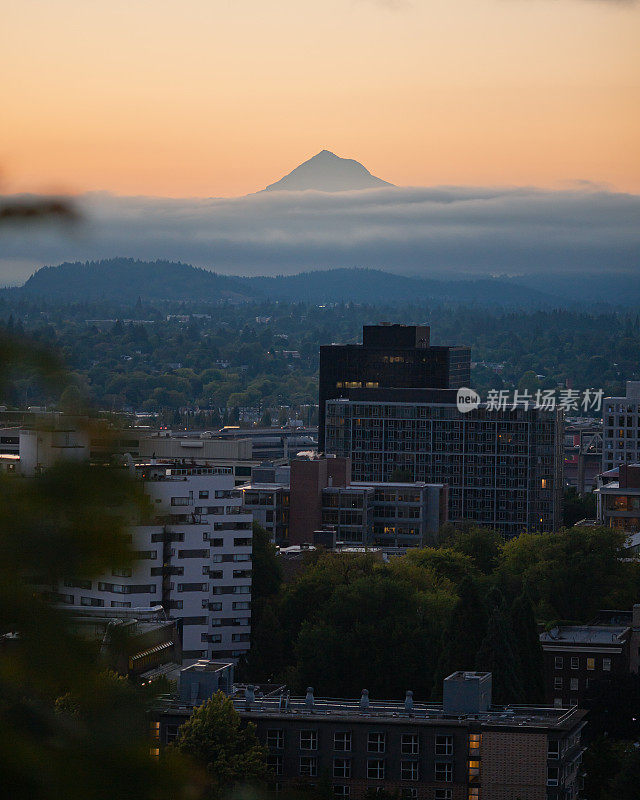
[15,259,559,307]
[243,269,558,306]
[13,259,640,308]
[20,259,254,303]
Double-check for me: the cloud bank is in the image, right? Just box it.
[0,185,638,285]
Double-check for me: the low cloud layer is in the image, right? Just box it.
[0,185,638,285]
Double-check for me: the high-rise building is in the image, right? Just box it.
[318,324,470,452]
[48,464,253,663]
[602,381,640,472]
[325,390,562,537]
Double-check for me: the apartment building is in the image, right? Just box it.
[50,463,253,663]
[325,392,562,538]
[540,624,631,708]
[153,671,585,800]
[596,462,640,533]
[243,456,447,548]
[602,381,640,472]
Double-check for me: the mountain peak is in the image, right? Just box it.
[263,150,393,193]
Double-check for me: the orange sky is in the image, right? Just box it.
[2,0,639,197]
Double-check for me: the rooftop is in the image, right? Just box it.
[156,692,583,730]
[540,625,630,645]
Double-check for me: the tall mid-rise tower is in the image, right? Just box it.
[318,324,470,451]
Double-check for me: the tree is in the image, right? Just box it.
[293,573,437,699]
[251,522,282,601]
[510,589,545,702]
[475,591,525,704]
[240,524,284,682]
[0,459,191,800]
[447,524,503,575]
[173,692,269,799]
[563,487,596,527]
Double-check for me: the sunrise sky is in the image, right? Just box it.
[3,0,639,197]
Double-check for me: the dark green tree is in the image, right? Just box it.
[510,589,545,702]
[475,592,525,704]
[432,576,488,694]
[173,691,269,799]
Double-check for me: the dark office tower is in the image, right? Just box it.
[318,324,471,451]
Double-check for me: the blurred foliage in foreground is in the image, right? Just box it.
[0,458,197,799]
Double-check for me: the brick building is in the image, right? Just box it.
[153,671,585,800]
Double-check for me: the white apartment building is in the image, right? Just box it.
[602,382,640,473]
[54,464,253,663]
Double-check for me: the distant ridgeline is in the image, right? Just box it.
[10,258,640,308]
[19,259,254,303]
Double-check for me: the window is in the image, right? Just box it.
[554,677,563,690]
[299,756,317,777]
[367,732,386,753]
[333,787,350,799]
[267,754,283,775]
[171,497,190,506]
[554,698,563,708]
[401,734,419,755]
[555,656,564,669]
[300,730,318,751]
[333,759,351,778]
[367,760,385,780]
[400,761,419,781]
[435,792,452,800]
[571,657,579,669]
[164,724,179,743]
[334,732,352,752]
[199,491,209,499]
[547,766,559,787]
[468,760,480,781]
[81,596,104,607]
[587,657,595,671]
[548,740,561,758]
[267,728,284,750]
[234,537,252,547]
[211,538,224,547]
[435,762,453,782]
[468,734,481,751]
[435,735,453,756]
[112,567,132,577]
[570,678,579,692]
[603,658,612,671]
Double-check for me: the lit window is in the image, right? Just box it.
[468,734,481,751]
[587,658,595,671]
